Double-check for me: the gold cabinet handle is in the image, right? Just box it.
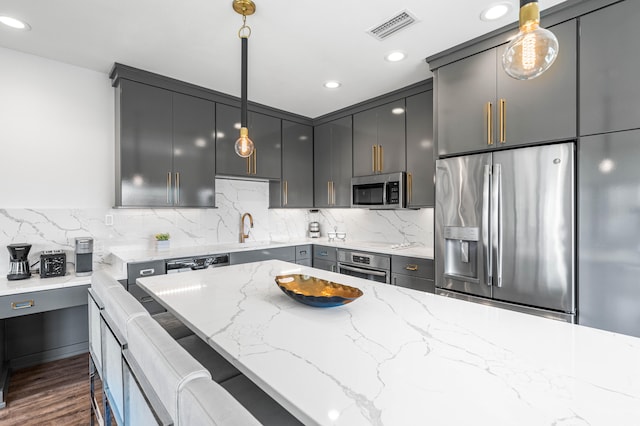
[499,98,506,144]
[486,102,493,146]
[252,148,257,174]
[372,145,377,173]
[379,145,384,172]
[405,264,419,272]
[12,300,34,310]
[246,156,251,175]
[283,181,288,206]
[407,172,413,205]
[327,181,331,205]
[167,172,172,204]
[331,181,335,206]
[175,172,180,205]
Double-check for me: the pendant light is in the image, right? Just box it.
[502,0,559,80]
[233,0,255,158]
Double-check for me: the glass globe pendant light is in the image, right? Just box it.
[233,0,255,158]
[502,0,559,80]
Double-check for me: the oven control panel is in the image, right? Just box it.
[352,255,371,265]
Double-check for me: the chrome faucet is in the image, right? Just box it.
[240,212,254,243]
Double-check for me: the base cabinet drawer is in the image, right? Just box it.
[313,258,337,273]
[127,260,166,285]
[295,245,312,261]
[391,274,435,293]
[0,285,90,319]
[296,259,312,267]
[313,245,337,262]
[391,256,434,280]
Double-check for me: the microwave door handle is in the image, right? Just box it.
[382,182,387,205]
[483,165,492,285]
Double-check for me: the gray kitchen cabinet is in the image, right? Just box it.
[391,255,435,293]
[353,99,406,176]
[312,245,337,272]
[295,244,312,266]
[127,260,167,314]
[406,90,434,207]
[270,121,313,208]
[578,129,640,338]
[216,103,281,179]
[436,20,576,156]
[580,0,640,136]
[116,79,216,207]
[229,246,296,265]
[314,116,353,207]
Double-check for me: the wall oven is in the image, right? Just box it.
[351,172,406,209]
[337,249,391,284]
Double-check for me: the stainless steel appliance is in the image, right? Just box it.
[337,249,390,283]
[166,254,229,273]
[7,243,31,280]
[75,237,93,277]
[435,142,575,322]
[351,172,405,209]
[308,221,320,238]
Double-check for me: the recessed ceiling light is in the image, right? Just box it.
[0,16,31,30]
[480,2,511,21]
[385,51,407,62]
[324,81,341,89]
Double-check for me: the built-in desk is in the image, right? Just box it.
[138,260,640,425]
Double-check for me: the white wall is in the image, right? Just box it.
[0,47,114,208]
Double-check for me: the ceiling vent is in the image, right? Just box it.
[367,10,419,41]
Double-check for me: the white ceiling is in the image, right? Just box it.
[0,0,568,118]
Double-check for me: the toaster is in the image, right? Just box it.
[40,250,67,278]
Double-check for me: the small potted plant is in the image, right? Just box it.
[154,233,170,250]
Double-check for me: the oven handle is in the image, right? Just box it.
[338,263,387,277]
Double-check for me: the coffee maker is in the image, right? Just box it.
[7,243,32,281]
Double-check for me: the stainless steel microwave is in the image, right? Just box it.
[351,172,406,209]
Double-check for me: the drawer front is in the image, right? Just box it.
[127,260,166,285]
[0,284,90,319]
[128,283,166,314]
[312,258,337,273]
[296,258,312,267]
[391,256,434,280]
[295,245,312,261]
[230,246,296,265]
[391,273,435,293]
[313,245,337,262]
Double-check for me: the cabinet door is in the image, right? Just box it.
[377,99,406,174]
[215,103,248,177]
[580,1,640,136]
[118,80,173,207]
[249,112,281,179]
[497,19,577,146]
[281,121,313,208]
[353,107,378,177]
[406,91,434,207]
[436,49,496,156]
[172,93,216,207]
[331,116,353,207]
[391,273,435,293]
[314,122,332,208]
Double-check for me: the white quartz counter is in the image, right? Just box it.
[137,260,640,425]
[110,238,433,264]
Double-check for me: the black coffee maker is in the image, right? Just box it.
[7,243,32,280]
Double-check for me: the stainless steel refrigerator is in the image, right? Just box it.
[435,142,575,322]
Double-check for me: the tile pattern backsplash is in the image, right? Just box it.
[0,179,433,275]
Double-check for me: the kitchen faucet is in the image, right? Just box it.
[240,212,253,243]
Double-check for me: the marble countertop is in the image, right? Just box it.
[137,260,640,425]
[0,265,125,297]
[110,238,434,264]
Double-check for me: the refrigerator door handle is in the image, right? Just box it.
[496,164,503,288]
[482,165,492,285]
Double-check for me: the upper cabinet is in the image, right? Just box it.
[270,121,314,208]
[436,20,577,157]
[406,90,434,207]
[580,0,640,136]
[314,116,353,208]
[353,100,406,176]
[116,79,216,207]
[215,103,281,179]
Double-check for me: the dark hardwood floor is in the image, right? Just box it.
[0,353,92,425]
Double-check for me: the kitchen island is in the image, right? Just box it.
[137,260,640,425]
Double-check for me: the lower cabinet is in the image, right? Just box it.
[295,245,312,266]
[391,256,435,293]
[230,246,296,265]
[126,260,167,314]
[312,245,337,272]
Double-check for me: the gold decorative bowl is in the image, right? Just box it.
[275,274,363,307]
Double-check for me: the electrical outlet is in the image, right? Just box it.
[105,214,114,226]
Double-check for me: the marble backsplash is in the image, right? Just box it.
[0,179,433,275]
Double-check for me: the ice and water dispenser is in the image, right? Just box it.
[443,226,480,283]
